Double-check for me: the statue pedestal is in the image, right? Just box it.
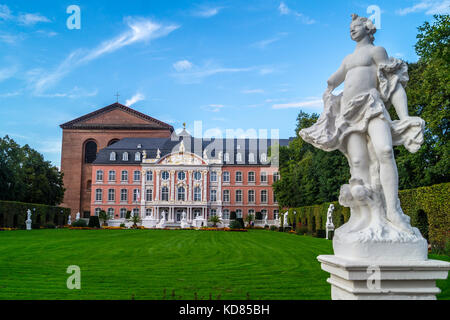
[318,255,450,300]
[180,220,190,229]
[326,224,334,240]
[142,218,157,229]
[26,219,32,230]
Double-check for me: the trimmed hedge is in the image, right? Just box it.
[0,200,71,229]
[282,183,449,248]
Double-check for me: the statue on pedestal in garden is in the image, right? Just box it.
[299,14,427,261]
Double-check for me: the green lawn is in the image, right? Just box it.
[0,229,448,300]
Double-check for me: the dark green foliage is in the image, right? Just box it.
[230,211,236,220]
[45,223,56,229]
[88,216,100,228]
[270,225,278,231]
[125,211,131,220]
[0,136,65,206]
[255,212,262,220]
[316,230,326,238]
[235,218,245,229]
[0,200,70,228]
[229,220,243,230]
[71,220,87,227]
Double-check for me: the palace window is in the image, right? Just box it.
[146,189,153,201]
[133,170,141,182]
[194,187,201,202]
[132,208,139,217]
[223,172,230,183]
[161,187,169,201]
[210,190,217,202]
[110,152,116,161]
[95,208,101,216]
[194,171,202,181]
[120,208,127,219]
[235,190,243,203]
[260,172,268,183]
[177,187,186,201]
[121,170,128,182]
[249,209,255,218]
[162,171,170,180]
[95,189,102,202]
[261,190,268,203]
[210,209,217,217]
[224,153,230,162]
[122,152,129,161]
[260,153,267,163]
[273,172,280,182]
[108,208,114,219]
[120,189,128,202]
[210,171,217,182]
[223,190,230,203]
[146,171,153,182]
[178,171,186,181]
[235,172,242,183]
[236,153,242,162]
[274,210,279,220]
[133,189,140,202]
[108,170,116,182]
[96,170,103,182]
[135,152,141,161]
[236,209,243,219]
[248,190,255,203]
[248,172,255,183]
[108,189,115,202]
[146,208,152,217]
[223,209,230,220]
[249,153,255,163]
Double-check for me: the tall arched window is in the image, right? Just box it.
[108,139,120,146]
[84,141,97,163]
[194,187,201,202]
[177,187,185,201]
[161,187,169,201]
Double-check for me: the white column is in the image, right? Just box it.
[203,170,208,202]
[217,169,222,203]
[155,170,160,201]
[188,170,193,202]
[170,170,175,201]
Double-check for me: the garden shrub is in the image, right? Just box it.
[235,218,244,229]
[44,223,56,229]
[316,230,326,238]
[229,220,243,230]
[270,225,278,231]
[230,211,237,220]
[88,216,100,228]
[71,220,87,227]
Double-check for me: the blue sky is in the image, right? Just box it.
[0,0,448,167]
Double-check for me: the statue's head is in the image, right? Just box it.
[350,14,376,43]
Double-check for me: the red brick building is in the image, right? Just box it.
[59,103,173,218]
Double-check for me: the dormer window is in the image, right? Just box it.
[135,152,141,161]
[260,153,267,163]
[122,152,129,161]
[110,152,116,161]
[137,144,142,149]
[249,153,255,162]
[236,153,242,162]
[224,153,230,162]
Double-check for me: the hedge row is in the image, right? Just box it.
[0,200,71,229]
[281,183,449,248]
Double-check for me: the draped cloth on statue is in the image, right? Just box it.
[299,58,424,157]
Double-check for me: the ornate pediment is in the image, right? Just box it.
[157,152,207,166]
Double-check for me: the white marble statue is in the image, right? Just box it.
[156,148,161,159]
[26,209,32,230]
[326,204,335,240]
[180,210,190,229]
[299,14,427,262]
[263,212,268,226]
[75,212,80,221]
[283,211,289,228]
[67,214,72,226]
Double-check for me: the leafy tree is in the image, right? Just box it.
[209,215,221,228]
[244,213,254,228]
[0,135,65,205]
[128,213,142,228]
[98,210,111,227]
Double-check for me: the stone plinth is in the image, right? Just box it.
[318,255,450,300]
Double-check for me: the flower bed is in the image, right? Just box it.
[0,227,18,231]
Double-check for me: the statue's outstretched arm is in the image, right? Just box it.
[326,63,346,93]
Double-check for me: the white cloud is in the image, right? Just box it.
[0,90,21,98]
[126,92,145,106]
[0,66,17,82]
[173,60,193,72]
[278,2,316,24]
[18,13,51,25]
[259,67,275,75]
[0,4,12,20]
[272,98,323,110]
[242,89,264,94]
[172,60,253,84]
[193,6,223,18]
[205,104,225,112]
[397,0,450,15]
[36,87,98,99]
[30,18,179,93]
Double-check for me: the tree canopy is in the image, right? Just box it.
[0,135,65,205]
[274,15,449,207]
